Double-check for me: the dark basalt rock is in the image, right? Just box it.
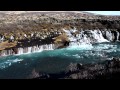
[31,58,120,79]
[66,58,120,79]
[66,63,83,73]
[12,48,18,54]
[28,69,50,79]
[64,41,70,46]
[105,58,120,69]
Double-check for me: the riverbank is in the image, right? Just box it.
[30,57,120,79]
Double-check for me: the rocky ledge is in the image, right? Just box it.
[0,11,120,56]
[28,58,120,79]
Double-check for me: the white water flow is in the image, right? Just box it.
[63,29,109,49]
[1,29,120,57]
[0,44,55,56]
[106,31,113,41]
[91,30,109,42]
[17,44,55,55]
[117,31,120,41]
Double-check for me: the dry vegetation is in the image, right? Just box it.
[54,34,69,44]
[0,41,17,50]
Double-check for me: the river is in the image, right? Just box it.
[0,42,120,79]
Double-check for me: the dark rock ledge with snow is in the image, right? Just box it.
[0,11,120,56]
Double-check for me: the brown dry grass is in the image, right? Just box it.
[54,34,69,44]
[0,41,17,50]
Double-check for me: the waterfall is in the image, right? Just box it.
[63,29,109,47]
[16,44,55,55]
[106,31,113,41]
[1,29,119,57]
[91,30,109,42]
[0,49,13,56]
[0,44,56,57]
[116,31,120,41]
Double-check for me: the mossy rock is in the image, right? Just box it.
[54,34,70,44]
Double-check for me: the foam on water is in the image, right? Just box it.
[93,43,118,52]
[0,58,23,69]
[66,44,93,50]
[0,42,120,78]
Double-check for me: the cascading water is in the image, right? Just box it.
[0,44,55,56]
[63,29,109,47]
[117,31,120,41]
[1,29,120,79]
[105,30,113,41]
[91,30,109,42]
[1,29,120,57]
[17,44,55,55]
